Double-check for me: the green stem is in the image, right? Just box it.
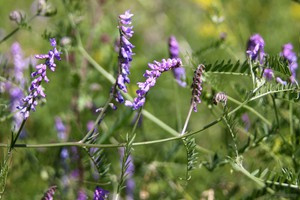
[227,95,272,126]
[0,14,38,45]
[0,117,225,155]
[79,94,114,143]
[248,58,256,89]
[181,104,194,135]
[9,119,27,152]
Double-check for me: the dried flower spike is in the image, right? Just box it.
[125,58,182,110]
[191,64,205,112]
[168,35,186,87]
[41,185,57,200]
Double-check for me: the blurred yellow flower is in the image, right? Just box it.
[290,3,300,20]
[193,0,214,10]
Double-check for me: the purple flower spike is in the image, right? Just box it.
[246,34,265,63]
[280,43,298,82]
[17,38,61,119]
[116,10,134,102]
[168,36,186,87]
[263,68,274,81]
[191,64,205,112]
[93,186,109,200]
[125,58,182,110]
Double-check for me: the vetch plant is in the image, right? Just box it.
[1,2,300,199]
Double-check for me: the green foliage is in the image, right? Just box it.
[182,137,198,181]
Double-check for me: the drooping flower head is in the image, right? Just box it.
[213,92,227,105]
[116,10,134,103]
[191,64,205,112]
[93,186,109,200]
[246,34,265,63]
[280,43,298,82]
[168,36,186,87]
[17,38,62,119]
[125,58,182,110]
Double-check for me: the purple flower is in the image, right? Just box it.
[125,58,182,110]
[276,77,287,85]
[77,189,88,200]
[93,186,109,200]
[263,68,274,81]
[191,64,205,112]
[168,36,186,87]
[280,43,298,82]
[116,10,134,101]
[246,34,265,63]
[17,38,61,119]
[55,117,67,141]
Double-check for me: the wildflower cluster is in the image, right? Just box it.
[125,58,182,110]
[17,38,61,119]
[116,10,134,103]
[246,34,298,84]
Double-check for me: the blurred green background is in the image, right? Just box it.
[0,0,300,199]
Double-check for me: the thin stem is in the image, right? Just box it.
[248,57,256,89]
[227,95,272,126]
[0,14,38,45]
[79,94,113,143]
[0,117,224,155]
[173,81,183,131]
[9,119,27,152]
[131,108,143,135]
[271,95,279,127]
[289,102,294,138]
[181,104,194,135]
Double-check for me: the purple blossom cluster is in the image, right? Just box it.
[125,58,182,110]
[246,33,265,63]
[17,38,61,119]
[116,10,134,103]
[280,43,298,83]
[93,186,109,200]
[191,64,205,112]
[168,36,186,87]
